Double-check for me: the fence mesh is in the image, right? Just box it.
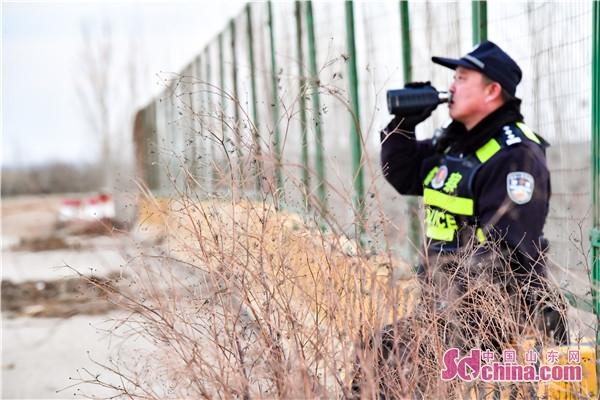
[134,0,595,328]
[486,2,593,317]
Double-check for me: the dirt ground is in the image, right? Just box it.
[1,194,140,399]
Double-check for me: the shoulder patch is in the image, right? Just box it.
[506,172,535,205]
[502,125,522,146]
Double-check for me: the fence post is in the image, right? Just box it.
[230,19,243,189]
[344,0,365,237]
[400,1,412,83]
[204,48,217,192]
[218,33,230,191]
[295,1,310,207]
[246,4,263,192]
[471,0,487,44]
[399,0,420,262]
[187,62,198,185]
[166,84,177,193]
[267,1,284,194]
[305,1,327,214]
[144,102,159,191]
[591,0,600,387]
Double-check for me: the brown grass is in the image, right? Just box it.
[70,191,585,399]
[67,71,593,400]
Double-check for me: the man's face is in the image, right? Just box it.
[448,67,490,125]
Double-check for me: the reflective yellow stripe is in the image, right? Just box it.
[475,139,502,163]
[423,188,474,216]
[516,122,541,144]
[424,167,439,186]
[426,225,455,241]
[476,227,486,243]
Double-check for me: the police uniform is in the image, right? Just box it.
[380,41,568,345]
[381,101,550,274]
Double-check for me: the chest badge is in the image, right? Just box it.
[506,171,535,204]
[431,165,448,189]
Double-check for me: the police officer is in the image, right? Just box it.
[380,41,568,347]
[349,41,569,399]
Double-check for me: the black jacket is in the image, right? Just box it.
[381,100,551,270]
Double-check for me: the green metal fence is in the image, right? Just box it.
[133,0,598,352]
[591,0,600,382]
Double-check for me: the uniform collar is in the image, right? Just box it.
[446,99,524,155]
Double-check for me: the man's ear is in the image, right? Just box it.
[485,82,503,103]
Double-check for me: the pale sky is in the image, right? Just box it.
[2,0,246,168]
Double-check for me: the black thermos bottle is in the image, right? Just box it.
[386,85,451,116]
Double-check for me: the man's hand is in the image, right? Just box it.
[382,81,437,140]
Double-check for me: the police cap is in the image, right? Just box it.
[432,41,522,96]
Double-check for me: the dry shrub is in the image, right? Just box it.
[351,243,572,399]
[74,71,584,400]
[93,193,417,398]
[76,190,576,399]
